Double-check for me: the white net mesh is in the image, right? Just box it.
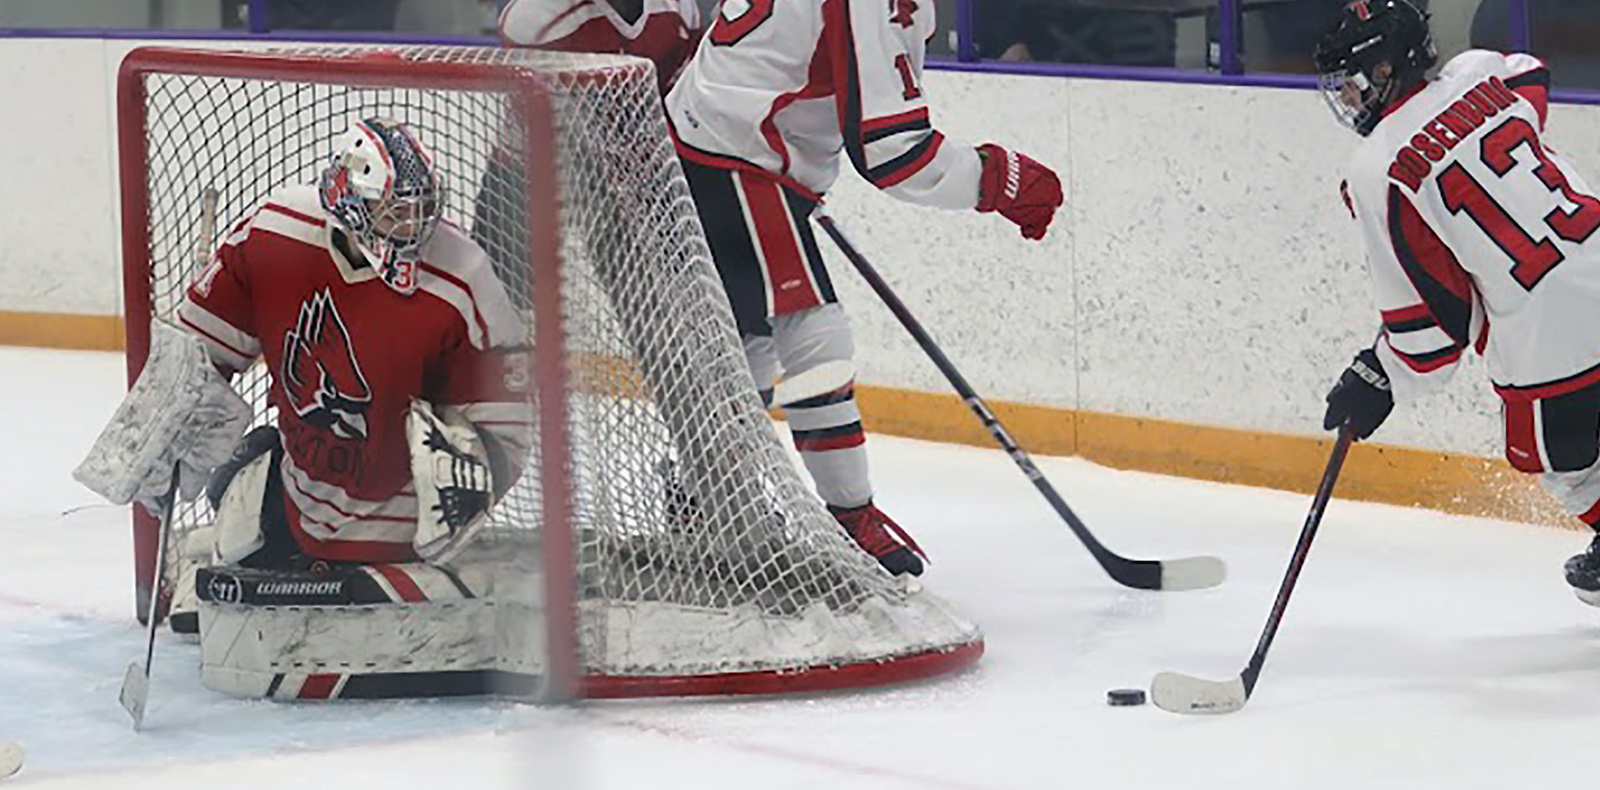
[128,46,980,693]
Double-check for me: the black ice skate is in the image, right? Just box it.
[830,501,926,577]
[657,458,700,529]
[1564,533,1600,607]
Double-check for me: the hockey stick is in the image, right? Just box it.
[813,211,1225,591]
[119,466,181,730]
[1151,427,1354,714]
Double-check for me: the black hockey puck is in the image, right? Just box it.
[1106,688,1146,707]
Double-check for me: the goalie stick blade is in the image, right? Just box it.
[119,662,149,730]
[0,740,20,779]
[1150,671,1249,715]
[1158,555,1228,591]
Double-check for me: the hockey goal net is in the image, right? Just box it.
[118,46,982,698]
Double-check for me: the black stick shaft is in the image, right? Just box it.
[814,212,1149,586]
[139,468,181,673]
[1240,428,1353,694]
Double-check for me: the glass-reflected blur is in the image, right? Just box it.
[0,0,503,34]
[975,0,1219,69]
[1241,1,1494,75]
[1475,0,1600,89]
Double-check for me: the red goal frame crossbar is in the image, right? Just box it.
[114,46,577,699]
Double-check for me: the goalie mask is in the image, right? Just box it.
[1313,0,1437,136]
[319,117,444,295]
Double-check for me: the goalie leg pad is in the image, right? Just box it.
[195,556,543,700]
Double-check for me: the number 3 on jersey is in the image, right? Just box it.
[709,0,774,46]
[1440,117,1600,290]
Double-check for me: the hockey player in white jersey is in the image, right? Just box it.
[1313,1,1600,604]
[497,0,701,95]
[666,0,1063,576]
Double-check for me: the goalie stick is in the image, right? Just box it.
[119,465,180,730]
[813,210,1225,591]
[1151,427,1353,714]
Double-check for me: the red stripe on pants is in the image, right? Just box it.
[1503,400,1543,473]
[737,171,820,316]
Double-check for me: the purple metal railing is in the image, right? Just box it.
[1,0,1597,106]
[1509,0,1530,52]
[1218,0,1242,76]
[247,0,268,34]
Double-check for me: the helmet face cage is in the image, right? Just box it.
[1317,63,1383,135]
[319,118,444,295]
[1313,0,1437,136]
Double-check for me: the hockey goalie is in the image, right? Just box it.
[76,117,538,700]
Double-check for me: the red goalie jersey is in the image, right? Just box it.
[665,0,982,208]
[1344,50,1600,475]
[177,185,534,562]
[498,0,702,94]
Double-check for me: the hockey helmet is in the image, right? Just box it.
[1313,0,1437,136]
[319,117,444,295]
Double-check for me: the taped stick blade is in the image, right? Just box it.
[1150,671,1249,715]
[1159,556,1228,591]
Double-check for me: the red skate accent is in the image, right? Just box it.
[832,502,927,571]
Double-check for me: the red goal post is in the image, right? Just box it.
[117,45,982,699]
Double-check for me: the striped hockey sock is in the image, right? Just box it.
[787,383,871,508]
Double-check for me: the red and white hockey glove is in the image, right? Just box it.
[976,144,1063,241]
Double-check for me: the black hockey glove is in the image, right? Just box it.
[1323,348,1393,440]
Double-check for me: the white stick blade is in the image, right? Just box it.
[120,662,150,729]
[1150,671,1248,715]
[0,741,21,779]
[1160,556,1228,591]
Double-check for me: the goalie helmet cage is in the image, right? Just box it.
[117,45,983,700]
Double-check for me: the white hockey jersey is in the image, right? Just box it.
[498,0,701,94]
[665,0,982,208]
[1342,50,1600,474]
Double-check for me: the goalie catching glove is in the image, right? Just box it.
[74,322,252,514]
[407,399,496,565]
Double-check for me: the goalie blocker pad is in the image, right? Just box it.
[195,559,543,700]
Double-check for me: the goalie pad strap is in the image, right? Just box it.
[196,564,474,608]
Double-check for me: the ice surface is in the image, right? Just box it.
[3,346,1598,789]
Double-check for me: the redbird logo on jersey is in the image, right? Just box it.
[282,289,373,440]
